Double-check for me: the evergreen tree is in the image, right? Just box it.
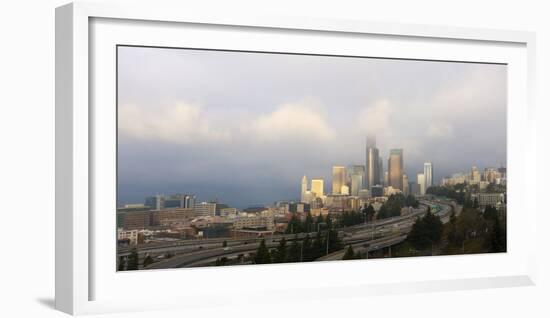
[473,197,479,209]
[407,209,444,252]
[288,235,301,262]
[304,212,314,233]
[487,214,506,252]
[126,248,139,270]
[142,255,154,268]
[342,245,356,260]
[483,205,498,221]
[117,256,125,271]
[285,214,302,234]
[273,238,288,263]
[222,240,228,247]
[312,230,324,259]
[302,234,312,261]
[254,239,272,264]
[377,204,388,219]
[316,214,324,226]
[447,210,463,246]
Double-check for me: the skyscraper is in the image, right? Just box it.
[350,165,365,196]
[378,157,384,186]
[403,174,409,196]
[332,166,347,195]
[301,175,308,202]
[471,166,481,184]
[417,173,426,195]
[350,174,363,196]
[365,135,380,189]
[423,162,433,191]
[311,178,324,197]
[388,149,404,190]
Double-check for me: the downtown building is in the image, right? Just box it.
[332,166,347,195]
[365,135,380,189]
[388,149,404,191]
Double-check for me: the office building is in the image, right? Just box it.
[378,157,384,185]
[388,149,404,190]
[403,174,409,196]
[371,185,384,197]
[145,194,164,210]
[332,166,347,195]
[366,135,380,189]
[471,166,481,184]
[424,162,433,191]
[220,207,238,217]
[183,195,196,209]
[311,178,324,197]
[301,175,308,202]
[194,202,217,216]
[350,173,363,196]
[341,184,350,196]
[476,193,505,208]
[352,165,366,189]
[417,173,426,195]
[151,208,195,226]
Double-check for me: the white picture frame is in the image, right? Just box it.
[56,1,537,315]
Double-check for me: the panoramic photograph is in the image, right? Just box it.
[116,46,507,271]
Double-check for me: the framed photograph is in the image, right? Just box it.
[56,2,537,315]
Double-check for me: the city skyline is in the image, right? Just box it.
[117,46,506,209]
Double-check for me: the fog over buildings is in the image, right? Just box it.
[117,46,507,208]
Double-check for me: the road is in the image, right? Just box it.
[121,198,459,269]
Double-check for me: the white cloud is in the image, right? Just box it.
[247,101,336,143]
[357,99,394,139]
[118,102,229,144]
[428,122,454,138]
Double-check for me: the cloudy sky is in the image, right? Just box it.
[117,46,506,208]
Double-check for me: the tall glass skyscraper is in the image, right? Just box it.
[366,135,380,189]
[388,149,404,190]
[423,162,433,191]
[332,166,347,195]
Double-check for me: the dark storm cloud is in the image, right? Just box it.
[117,46,506,208]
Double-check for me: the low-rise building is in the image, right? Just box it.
[475,193,505,208]
[151,208,194,226]
[233,215,275,231]
[194,202,217,216]
[117,229,139,245]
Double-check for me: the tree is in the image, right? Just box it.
[407,209,444,253]
[254,239,272,264]
[327,228,343,253]
[285,214,302,234]
[272,238,288,263]
[458,208,485,240]
[142,255,154,268]
[304,212,314,233]
[342,245,357,260]
[222,240,228,248]
[483,205,498,221]
[126,248,139,270]
[363,204,375,222]
[377,204,389,219]
[215,256,229,266]
[117,256,125,271]
[486,213,506,253]
[288,235,301,262]
[316,214,324,226]
[302,234,312,261]
[312,230,324,259]
[405,194,419,208]
[473,198,479,209]
[447,210,463,247]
